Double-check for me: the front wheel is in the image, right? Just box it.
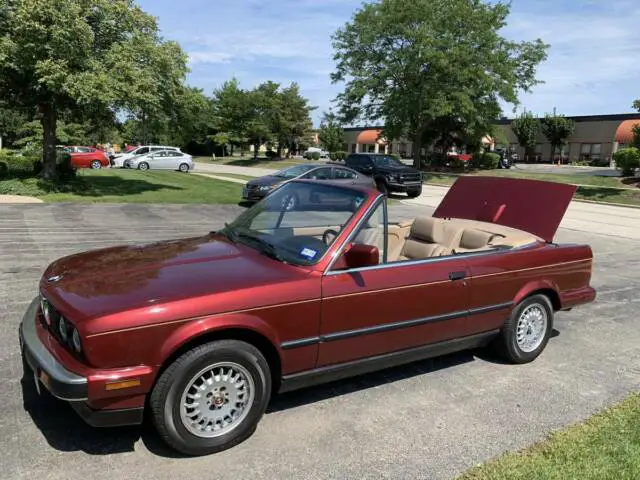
[495,294,554,364]
[149,340,272,456]
[178,163,190,173]
[138,162,149,171]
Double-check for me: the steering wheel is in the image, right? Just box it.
[322,229,340,245]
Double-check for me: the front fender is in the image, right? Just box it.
[156,312,282,366]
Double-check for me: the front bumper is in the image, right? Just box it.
[242,186,271,201]
[19,298,88,401]
[19,297,144,427]
[387,181,422,192]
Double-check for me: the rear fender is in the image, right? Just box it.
[513,279,561,310]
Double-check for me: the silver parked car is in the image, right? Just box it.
[123,149,194,172]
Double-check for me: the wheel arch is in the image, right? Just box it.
[156,327,283,395]
[513,280,562,312]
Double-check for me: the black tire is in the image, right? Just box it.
[495,294,554,364]
[90,160,102,169]
[407,187,422,198]
[375,179,388,196]
[138,162,149,171]
[149,339,272,456]
[179,163,189,173]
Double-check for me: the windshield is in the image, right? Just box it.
[221,181,367,266]
[372,155,404,167]
[274,164,317,179]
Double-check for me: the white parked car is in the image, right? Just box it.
[123,149,194,172]
[112,145,182,167]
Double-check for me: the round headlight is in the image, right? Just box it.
[58,316,68,341]
[72,328,82,353]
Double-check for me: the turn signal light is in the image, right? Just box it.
[105,379,141,391]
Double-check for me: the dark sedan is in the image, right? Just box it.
[241,163,375,204]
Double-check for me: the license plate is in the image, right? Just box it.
[404,181,422,186]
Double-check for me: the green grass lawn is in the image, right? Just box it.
[422,170,640,207]
[458,393,640,480]
[0,169,243,203]
[201,173,257,182]
[194,155,305,170]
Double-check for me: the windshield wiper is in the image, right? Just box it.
[236,231,287,263]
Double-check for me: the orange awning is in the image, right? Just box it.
[615,119,640,143]
[357,129,386,144]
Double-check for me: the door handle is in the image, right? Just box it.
[449,271,466,281]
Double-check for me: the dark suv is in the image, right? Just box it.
[344,153,423,198]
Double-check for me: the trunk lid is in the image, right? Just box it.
[432,176,576,242]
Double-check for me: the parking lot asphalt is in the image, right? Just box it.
[1,202,639,480]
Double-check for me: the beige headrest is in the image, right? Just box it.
[410,217,442,242]
[460,229,494,249]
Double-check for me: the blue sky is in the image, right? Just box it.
[137,0,640,127]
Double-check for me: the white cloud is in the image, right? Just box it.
[188,51,233,65]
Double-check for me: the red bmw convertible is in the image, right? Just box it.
[20,176,596,455]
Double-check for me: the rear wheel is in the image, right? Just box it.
[496,294,553,364]
[90,160,102,169]
[138,162,149,171]
[149,339,271,456]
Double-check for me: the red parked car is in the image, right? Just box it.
[19,177,596,456]
[64,146,110,169]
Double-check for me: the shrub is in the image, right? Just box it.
[389,153,400,161]
[612,147,640,177]
[329,152,338,161]
[337,151,348,160]
[264,150,277,158]
[0,161,8,179]
[311,151,321,160]
[479,152,501,169]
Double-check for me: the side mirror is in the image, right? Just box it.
[333,243,379,270]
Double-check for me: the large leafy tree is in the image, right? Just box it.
[0,102,27,149]
[0,0,189,179]
[540,113,575,162]
[318,111,345,153]
[330,0,549,168]
[510,111,539,155]
[273,83,316,157]
[212,78,254,156]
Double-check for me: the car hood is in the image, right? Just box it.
[247,175,286,187]
[39,234,308,323]
[432,176,576,243]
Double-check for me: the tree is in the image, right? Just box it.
[318,111,344,153]
[540,113,575,163]
[212,78,253,156]
[330,0,549,168]
[0,102,27,149]
[273,83,316,157]
[510,111,539,158]
[0,0,189,179]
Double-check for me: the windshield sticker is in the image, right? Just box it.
[300,247,317,259]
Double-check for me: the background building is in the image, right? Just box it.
[343,113,640,164]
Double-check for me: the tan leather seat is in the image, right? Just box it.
[397,217,463,261]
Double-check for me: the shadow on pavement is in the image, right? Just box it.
[21,335,551,458]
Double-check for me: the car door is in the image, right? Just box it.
[318,198,472,367]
